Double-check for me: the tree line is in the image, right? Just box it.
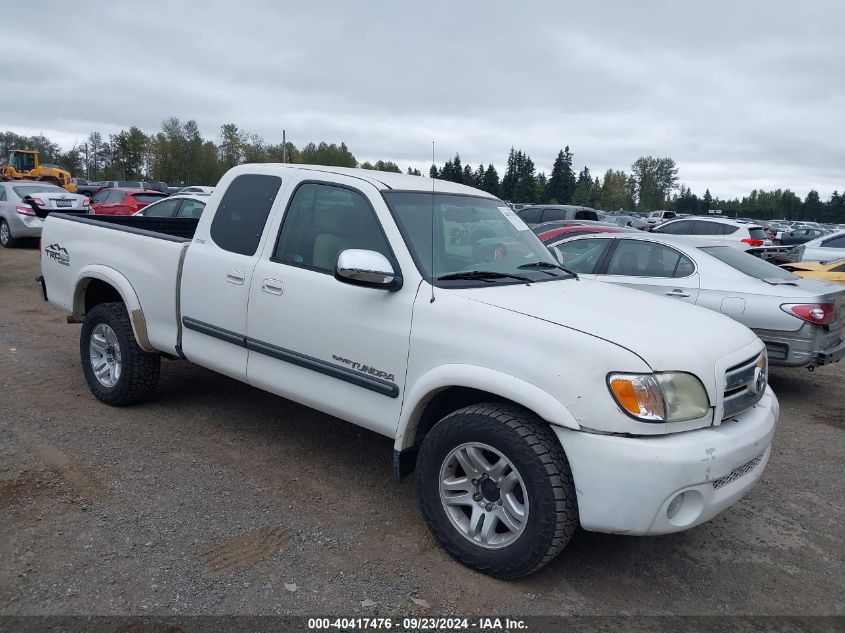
[0,120,416,190]
[1,120,842,221]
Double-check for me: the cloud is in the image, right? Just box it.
[2,0,843,199]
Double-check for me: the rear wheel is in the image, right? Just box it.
[416,402,578,578]
[0,219,18,248]
[80,302,160,405]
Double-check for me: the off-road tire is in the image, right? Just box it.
[80,302,160,405]
[416,402,578,578]
[0,219,18,248]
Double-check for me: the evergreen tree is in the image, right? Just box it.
[703,188,713,211]
[512,151,537,202]
[452,154,463,184]
[481,163,499,196]
[535,172,548,203]
[803,190,823,221]
[571,166,593,206]
[474,164,485,188]
[361,160,401,172]
[500,148,518,201]
[545,147,576,204]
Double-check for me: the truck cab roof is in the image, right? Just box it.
[225,163,495,197]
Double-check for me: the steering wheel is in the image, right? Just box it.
[461,242,508,270]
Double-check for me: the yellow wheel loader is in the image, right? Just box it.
[1,149,77,193]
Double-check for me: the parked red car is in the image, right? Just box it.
[536,224,633,244]
[89,188,168,215]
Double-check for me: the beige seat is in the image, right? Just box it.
[312,204,387,271]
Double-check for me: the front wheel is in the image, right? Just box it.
[416,403,578,578]
[80,302,160,406]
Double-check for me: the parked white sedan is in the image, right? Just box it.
[547,232,845,368]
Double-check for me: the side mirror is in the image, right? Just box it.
[335,249,402,291]
[551,246,565,264]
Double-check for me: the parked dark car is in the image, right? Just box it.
[777,228,829,246]
[143,181,170,194]
[73,179,103,197]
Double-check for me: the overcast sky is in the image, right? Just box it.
[4,1,843,199]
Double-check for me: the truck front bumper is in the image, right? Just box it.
[552,387,778,535]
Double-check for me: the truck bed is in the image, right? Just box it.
[50,213,199,241]
[40,213,196,355]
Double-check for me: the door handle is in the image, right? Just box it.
[666,289,690,298]
[261,278,284,295]
[226,269,246,285]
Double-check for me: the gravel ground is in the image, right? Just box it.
[0,245,843,617]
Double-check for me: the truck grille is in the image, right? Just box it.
[722,354,765,419]
[712,452,764,490]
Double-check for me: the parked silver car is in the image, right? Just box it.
[796,230,845,262]
[0,181,89,247]
[547,232,845,368]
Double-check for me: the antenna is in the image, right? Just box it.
[430,141,436,303]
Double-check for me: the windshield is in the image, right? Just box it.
[383,192,564,284]
[700,246,798,281]
[13,185,66,197]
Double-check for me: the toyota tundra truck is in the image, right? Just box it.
[37,164,779,578]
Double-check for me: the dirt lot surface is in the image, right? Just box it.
[1,246,843,617]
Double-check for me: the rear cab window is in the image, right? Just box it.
[516,207,542,223]
[540,208,565,222]
[574,210,598,221]
[210,174,282,256]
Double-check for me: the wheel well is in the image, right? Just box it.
[83,279,123,313]
[394,386,513,479]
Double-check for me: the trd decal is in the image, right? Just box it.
[45,243,70,267]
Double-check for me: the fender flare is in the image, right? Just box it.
[72,265,155,352]
[395,363,581,452]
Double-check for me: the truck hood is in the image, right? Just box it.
[454,278,759,371]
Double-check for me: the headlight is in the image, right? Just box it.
[608,372,710,423]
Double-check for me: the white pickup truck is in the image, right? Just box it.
[38,164,779,578]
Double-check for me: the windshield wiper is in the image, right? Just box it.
[517,261,579,278]
[436,270,534,283]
